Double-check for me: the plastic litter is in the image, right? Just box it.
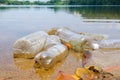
[34,44,68,69]
[33,34,68,69]
[13,31,48,55]
[55,28,106,52]
[56,28,107,42]
[44,35,61,49]
[12,28,120,79]
[99,39,120,49]
[56,28,82,42]
[80,32,108,41]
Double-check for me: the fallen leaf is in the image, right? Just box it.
[57,71,75,80]
[75,66,100,80]
[72,75,80,80]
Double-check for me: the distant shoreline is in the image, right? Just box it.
[0,5,120,8]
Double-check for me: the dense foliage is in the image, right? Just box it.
[0,0,45,5]
[65,0,120,5]
[48,0,120,5]
[0,0,120,5]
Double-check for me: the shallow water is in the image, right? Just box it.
[0,5,120,80]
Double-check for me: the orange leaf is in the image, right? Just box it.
[57,71,75,80]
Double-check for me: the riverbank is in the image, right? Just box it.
[1,5,120,8]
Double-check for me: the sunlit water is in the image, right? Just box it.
[0,5,120,80]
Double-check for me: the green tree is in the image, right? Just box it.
[0,0,8,4]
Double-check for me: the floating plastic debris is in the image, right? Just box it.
[44,35,61,49]
[13,31,48,58]
[56,28,106,52]
[34,44,68,69]
[13,31,48,54]
[99,39,120,49]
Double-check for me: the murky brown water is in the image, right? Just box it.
[0,6,120,80]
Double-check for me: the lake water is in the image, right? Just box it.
[0,5,120,80]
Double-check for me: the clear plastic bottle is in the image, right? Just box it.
[44,35,61,49]
[56,28,83,42]
[56,28,102,52]
[13,31,48,56]
[34,44,68,69]
[99,39,120,49]
[80,32,108,41]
